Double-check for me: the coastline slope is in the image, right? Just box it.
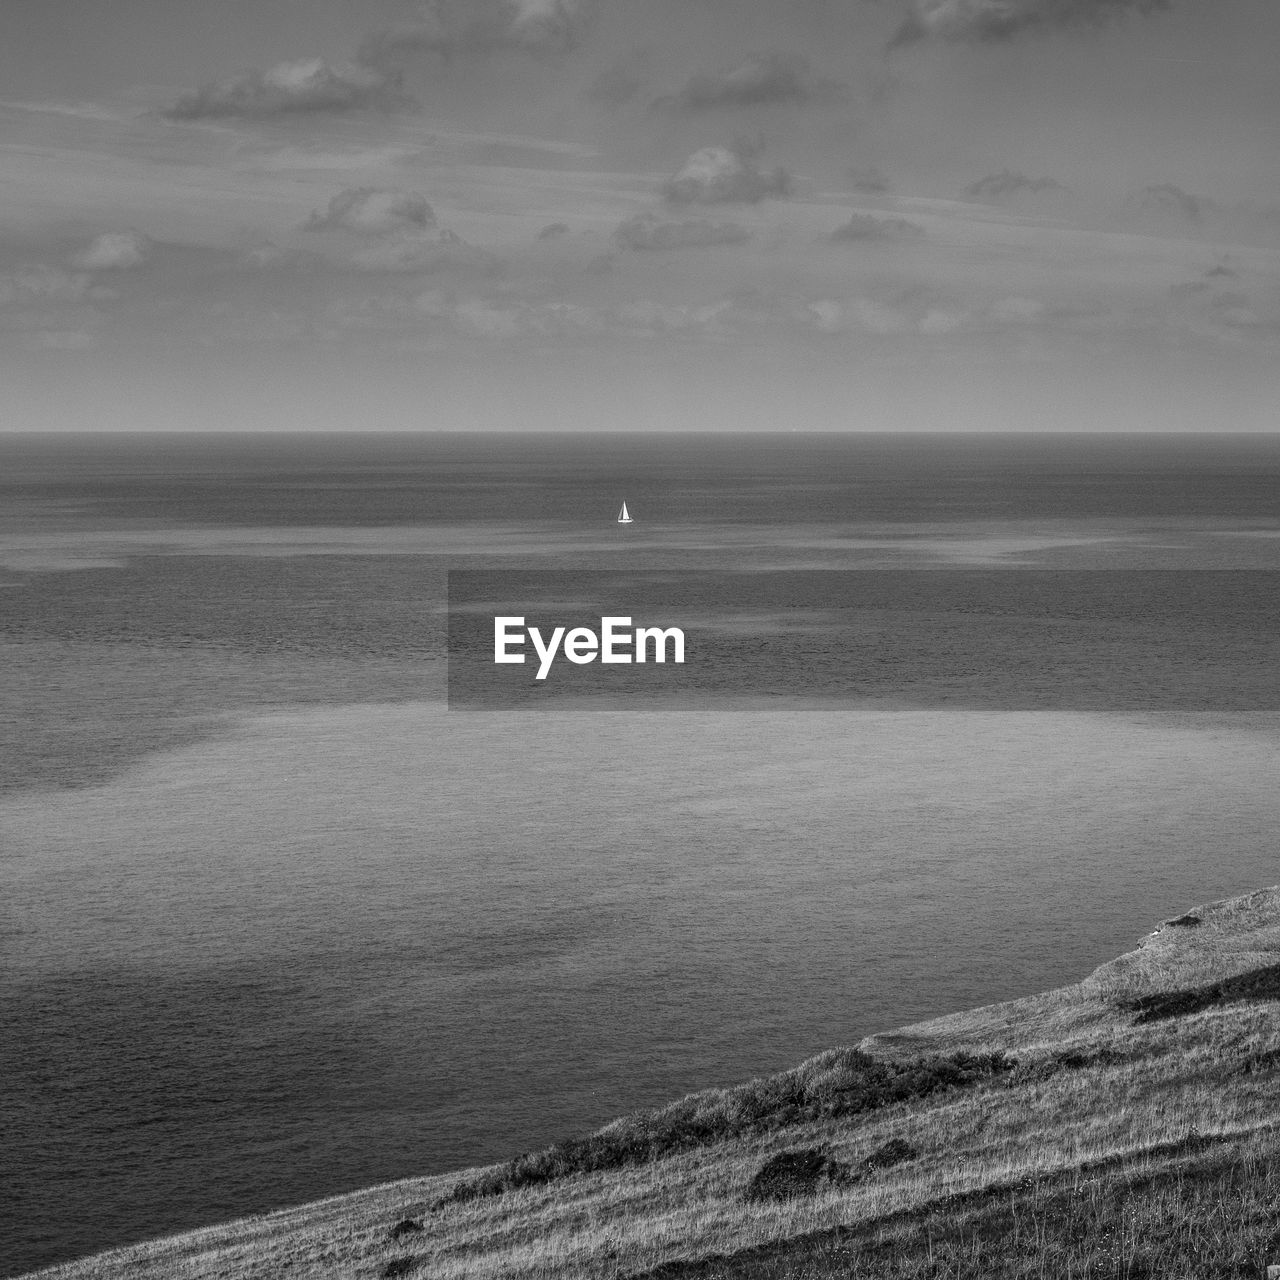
[21,885,1280,1280]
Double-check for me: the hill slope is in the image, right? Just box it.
[23,885,1280,1280]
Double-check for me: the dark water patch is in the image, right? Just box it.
[0,963,374,1273]
[0,641,439,791]
[0,556,445,657]
[0,900,697,1276]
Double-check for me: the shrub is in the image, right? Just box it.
[437,1049,1013,1206]
[381,1260,418,1279]
[746,1148,851,1202]
[861,1136,917,1172]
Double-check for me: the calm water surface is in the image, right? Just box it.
[3,433,1280,1276]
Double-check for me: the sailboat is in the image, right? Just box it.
[617,500,633,524]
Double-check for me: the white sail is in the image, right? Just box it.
[617,501,633,524]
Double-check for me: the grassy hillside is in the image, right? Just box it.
[23,885,1280,1280]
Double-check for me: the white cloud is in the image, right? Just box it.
[72,231,151,271]
[305,188,437,235]
[2,266,94,302]
[659,53,841,112]
[662,146,790,205]
[892,0,1171,46]
[806,300,846,332]
[168,58,406,119]
[359,0,596,66]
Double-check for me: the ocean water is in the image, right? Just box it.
[3,433,1280,1276]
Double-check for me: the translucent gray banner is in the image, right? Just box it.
[447,570,1280,710]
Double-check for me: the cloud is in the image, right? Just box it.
[1,262,113,351]
[805,300,846,333]
[964,170,1065,201]
[1,266,95,303]
[1168,277,1273,341]
[657,53,839,112]
[169,2,597,121]
[831,213,925,241]
[1137,183,1211,223]
[72,231,152,271]
[451,297,525,337]
[304,188,437,235]
[359,0,596,67]
[167,58,406,119]
[890,0,1171,46]
[848,166,891,194]
[411,290,608,339]
[349,229,503,273]
[662,145,791,205]
[614,212,752,250]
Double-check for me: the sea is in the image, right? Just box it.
[3,432,1280,1276]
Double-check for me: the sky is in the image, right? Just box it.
[1,0,1278,431]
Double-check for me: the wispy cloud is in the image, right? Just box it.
[655,53,842,112]
[1,266,94,303]
[358,0,597,68]
[168,1,598,122]
[890,0,1171,47]
[0,99,123,122]
[72,231,152,271]
[167,58,408,120]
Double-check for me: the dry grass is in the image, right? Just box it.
[19,885,1280,1280]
